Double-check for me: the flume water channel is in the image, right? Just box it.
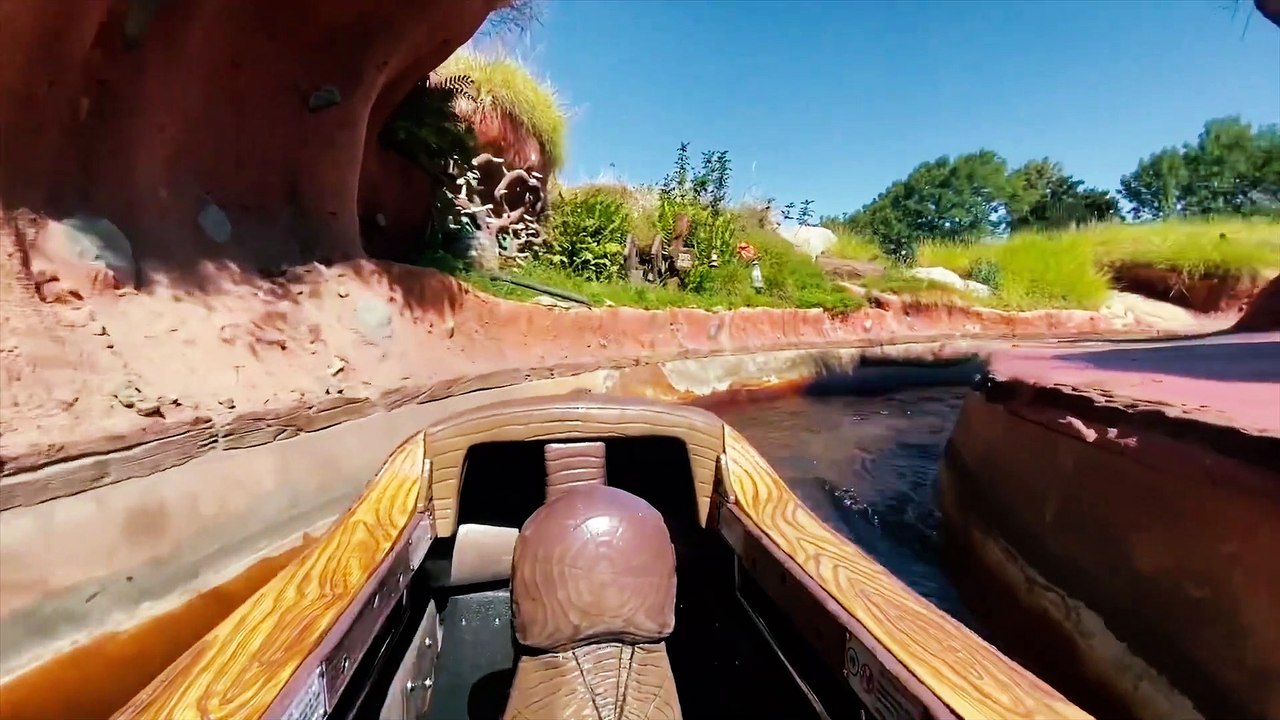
[706,382,989,637]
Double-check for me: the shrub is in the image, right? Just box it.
[990,234,1110,310]
[968,257,1002,290]
[541,187,632,281]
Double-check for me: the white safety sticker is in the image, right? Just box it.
[280,665,327,720]
[844,632,929,720]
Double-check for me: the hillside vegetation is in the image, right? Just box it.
[403,53,1278,316]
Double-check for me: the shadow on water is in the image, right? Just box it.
[710,363,992,638]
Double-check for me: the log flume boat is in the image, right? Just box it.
[111,393,1088,720]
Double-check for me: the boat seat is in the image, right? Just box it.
[543,441,607,499]
[502,484,682,720]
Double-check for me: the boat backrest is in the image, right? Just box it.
[543,441,608,499]
[418,393,727,537]
[503,484,681,720]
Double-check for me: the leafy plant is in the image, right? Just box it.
[968,257,1003,290]
[378,81,481,259]
[540,187,633,281]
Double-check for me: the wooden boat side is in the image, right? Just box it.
[111,432,429,720]
[111,395,1090,720]
[721,423,1091,720]
[418,394,726,536]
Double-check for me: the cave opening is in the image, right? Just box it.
[358,80,477,266]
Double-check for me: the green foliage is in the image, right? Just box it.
[1086,217,1280,278]
[827,231,882,262]
[379,83,480,257]
[744,227,860,312]
[653,143,741,284]
[505,143,860,315]
[968,257,1003,290]
[838,150,1013,262]
[1120,116,1280,220]
[780,199,816,225]
[988,234,1111,311]
[917,217,1280,310]
[1007,158,1119,231]
[436,50,568,172]
[541,187,633,281]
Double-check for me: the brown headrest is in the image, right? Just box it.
[510,484,677,652]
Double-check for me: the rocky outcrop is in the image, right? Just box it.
[0,0,504,281]
[942,333,1280,719]
[1258,0,1280,29]
[1235,273,1280,331]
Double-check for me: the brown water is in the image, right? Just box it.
[709,385,989,636]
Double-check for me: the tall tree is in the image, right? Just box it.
[1008,158,1119,230]
[855,150,1012,256]
[1119,116,1280,219]
[1119,148,1187,220]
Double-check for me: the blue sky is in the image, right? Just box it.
[494,0,1278,218]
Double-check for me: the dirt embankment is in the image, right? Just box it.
[1109,263,1266,315]
[0,232,1222,506]
[1234,273,1280,332]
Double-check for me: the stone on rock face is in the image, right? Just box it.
[31,215,138,299]
[197,201,232,244]
[776,224,837,261]
[307,85,342,112]
[909,266,993,297]
[467,231,500,273]
[355,297,394,344]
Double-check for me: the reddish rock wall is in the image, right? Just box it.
[0,246,1204,508]
[0,0,501,279]
[1109,263,1262,315]
[942,334,1280,719]
[1235,273,1280,332]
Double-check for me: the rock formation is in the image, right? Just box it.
[1257,0,1280,28]
[0,0,505,284]
[1235,274,1280,331]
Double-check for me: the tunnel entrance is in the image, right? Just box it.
[357,81,476,265]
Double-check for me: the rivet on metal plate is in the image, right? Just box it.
[340,655,350,675]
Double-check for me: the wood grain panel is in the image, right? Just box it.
[111,431,428,720]
[420,396,725,536]
[721,423,1089,720]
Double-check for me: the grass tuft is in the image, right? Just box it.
[437,49,568,172]
[914,218,1280,310]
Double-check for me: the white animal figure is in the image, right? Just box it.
[908,266,994,297]
[776,224,837,260]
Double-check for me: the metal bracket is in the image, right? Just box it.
[320,537,414,708]
[377,600,442,720]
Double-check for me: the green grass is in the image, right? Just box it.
[429,217,1278,316]
[437,49,568,172]
[1082,217,1280,277]
[420,223,864,315]
[915,218,1280,311]
[827,231,883,263]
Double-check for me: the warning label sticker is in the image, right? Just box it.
[844,632,929,720]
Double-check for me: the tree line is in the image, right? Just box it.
[824,116,1279,262]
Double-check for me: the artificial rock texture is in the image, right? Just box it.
[0,0,503,287]
[945,332,1280,719]
[0,0,1255,498]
